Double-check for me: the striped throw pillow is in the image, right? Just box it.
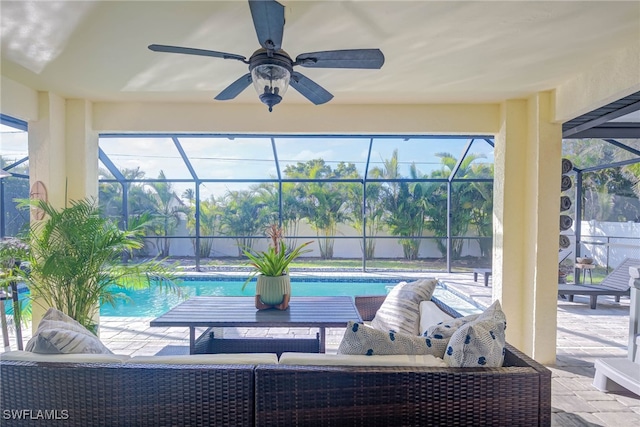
[370,278,438,335]
[25,308,112,355]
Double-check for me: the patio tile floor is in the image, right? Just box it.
[2,272,639,426]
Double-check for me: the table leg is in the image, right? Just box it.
[319,327,326,353]
[189,327,195,355]
[473,272,478,282]
[484,273,490,287]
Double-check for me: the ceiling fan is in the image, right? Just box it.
[148,0,384,112]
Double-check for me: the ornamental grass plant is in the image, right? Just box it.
[241,224,313,290]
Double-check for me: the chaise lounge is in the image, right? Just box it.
[558,258,639,309]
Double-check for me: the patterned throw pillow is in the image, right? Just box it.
[370,278,438,335]
[443,300,506,368]
[337,321,440,356]
[25,308,113,355]
[422,313,480,358]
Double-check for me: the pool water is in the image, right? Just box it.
[4,277,482,318]
[100,277,481,317]
[100,278,394,317]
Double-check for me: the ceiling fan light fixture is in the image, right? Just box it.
[251,63,290,112]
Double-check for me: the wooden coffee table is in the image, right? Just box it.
[150,296,362,354]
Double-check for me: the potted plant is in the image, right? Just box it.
[242,225,312,310]
[14,198,178,333]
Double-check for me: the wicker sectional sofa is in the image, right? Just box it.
[1,296,551,426]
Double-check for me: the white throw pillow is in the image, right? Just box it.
[338,321,439,356]
[370,278,438,335]
[419,300,454,334]
[443,300,507,368]
[25,308,112,355]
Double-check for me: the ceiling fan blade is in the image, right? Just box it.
[295,49,385,69]
[215,73,253,100]
[148,44,246,62]
[290,72,333,105]
[248,0,285,51]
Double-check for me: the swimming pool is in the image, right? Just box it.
[99,277,481,317]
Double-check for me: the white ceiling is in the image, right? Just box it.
[1,0,639,106]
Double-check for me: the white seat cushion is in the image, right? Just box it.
[279,352,446,367]
[127,353,278,365]
[1,350,129,364]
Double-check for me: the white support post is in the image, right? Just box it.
[629,266,640,362]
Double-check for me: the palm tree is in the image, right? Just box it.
[564,139,640,221]
[280,181,306,250]
[346,179,385,259]
[424,152,488,259]
[183,190,219,258]
[99,167,153,229]
[0,160,29,236]
[378,151,428,260]
[468,165,494,259]
[219,189,271,255]
[16,198,176,332]
[144,171,188,257]
[284,160,356,259]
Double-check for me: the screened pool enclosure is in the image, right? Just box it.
[2,112,639,273]
[96,133,496,271]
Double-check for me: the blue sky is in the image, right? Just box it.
[0,124,495,200]
[98,135,494,199]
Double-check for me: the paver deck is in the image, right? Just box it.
[2,272,639,426]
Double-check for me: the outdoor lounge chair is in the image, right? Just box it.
[558,258,639,309]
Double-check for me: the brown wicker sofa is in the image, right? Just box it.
[1,296,551,427]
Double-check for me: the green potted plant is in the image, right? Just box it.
[15,198,178,333]
[242,224,312,310]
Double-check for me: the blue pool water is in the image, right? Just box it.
[99,277,482,317]
[5,277,481,318]
[100,277,396,317]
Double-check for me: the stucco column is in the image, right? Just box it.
[66,99,98,201]
[28,92,67,332]
[29,92,67,208]
[27,94,97,332]
[493,92,562,364]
